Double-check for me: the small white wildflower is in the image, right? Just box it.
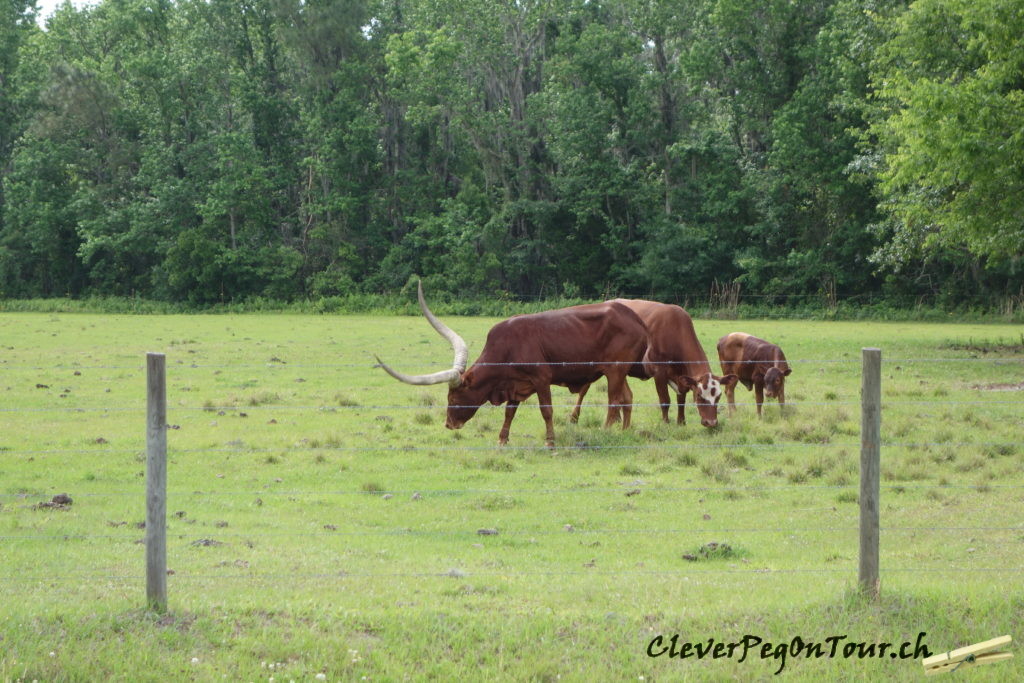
[315,675,327,681]
[191,657,199,664]
[268,663,275,670]
[49,652,56,657]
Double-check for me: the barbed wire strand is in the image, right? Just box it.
[2,396,1022,414]
[1,567,1022,584]
[3,479,1022,501]
[1,524,1022,542]
[4,355,1024,371]
[3,437,1023,460]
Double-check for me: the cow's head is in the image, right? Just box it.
[693,373,738,427]
[666,372,737,427]
[376,280,477,426]
[763,366,791,399]
[444,369,484,430]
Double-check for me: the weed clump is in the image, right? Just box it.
[480,457,514,472]
[722,450,748,469]
[471,495,520,511]
[701,461,731,484]
[675,453,697,468]
[682,542,746,562]
[248,391,280,406]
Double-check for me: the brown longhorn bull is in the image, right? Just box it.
[571,299,737,428]
[376,282,649,447]
[716,332,791,417]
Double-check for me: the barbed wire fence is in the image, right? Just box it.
[0,351,1022,612]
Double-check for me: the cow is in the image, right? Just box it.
[376,281,649,447]
[716,332,791,417]
[570,300,737,428]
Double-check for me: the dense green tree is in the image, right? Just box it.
[538,12,651,293]
[0,0,40,295]
[1,136,87,296]
[278,0,388,295]
[868,0,1024,272]
[0,0,36,178]
[738,0,892,299]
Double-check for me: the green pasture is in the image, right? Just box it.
[1,312,1022,681]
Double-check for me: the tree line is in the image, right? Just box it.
[1,0,1021,306]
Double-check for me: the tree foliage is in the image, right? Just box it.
[0,0,1020,304]
[868,0,1024,265]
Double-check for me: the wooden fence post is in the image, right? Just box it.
[859,347,881,598]
[146,352,168,613]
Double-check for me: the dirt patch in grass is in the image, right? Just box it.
[971,381,1024,391]
[32,493,73,510]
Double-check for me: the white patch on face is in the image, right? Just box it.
[699,378,721,404]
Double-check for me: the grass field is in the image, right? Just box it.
[1,311,1022,681]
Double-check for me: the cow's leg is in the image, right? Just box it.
[535,385,556,447]
[498,401,520,445]
[726,379,737,414]
[620,380,633,430]
[754,384,764,418]
[778,385,786,415]
[604,373,628,428]
[569,382,591,424]
[654,379,672,423]
[676,389,687,425]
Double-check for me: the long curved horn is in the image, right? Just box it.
[374,280,468,387]
[416,280,469,374]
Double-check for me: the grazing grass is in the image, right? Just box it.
[1,313,1022,680]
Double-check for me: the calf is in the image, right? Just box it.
[716,332,791,417]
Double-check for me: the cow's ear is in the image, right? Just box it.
[676,375,698,390]
[783,367,792,376]
[720,374,739,388]
[460,370,475,388]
